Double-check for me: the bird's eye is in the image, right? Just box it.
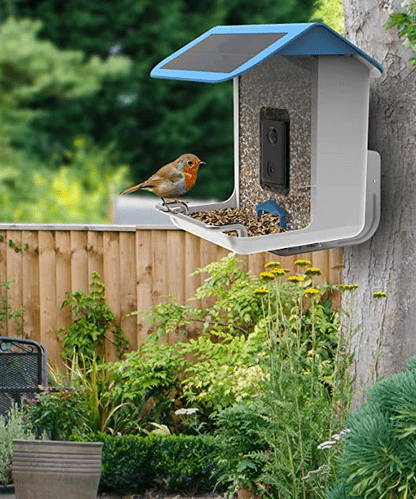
[187,160,193,166]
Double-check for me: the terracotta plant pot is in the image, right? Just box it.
[237,485,260,499]
[12,439,102,499]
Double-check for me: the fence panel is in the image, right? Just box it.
[0,228,343,366]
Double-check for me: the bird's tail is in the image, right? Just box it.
[119,183,143,195]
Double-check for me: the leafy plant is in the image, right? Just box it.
[108,336,189,429]
[0,404,34,485]
[212,260,356,499]
[328,356,416,499]
[90,432,223,494]
[57,271,129,364]
[386,0,416,65]
[0,279,25,337]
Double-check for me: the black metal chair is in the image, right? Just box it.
[0,337,48,418]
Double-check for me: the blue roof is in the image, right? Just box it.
[151,23,383,83]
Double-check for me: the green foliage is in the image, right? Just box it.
[386,1,416,65]
[140,254,343,420]
[0,404,34,485]
[93,433,222,494]
[0,137,130,224]
[98,434,155,492]
[57,271,129,363]
[150,434,222,492]
[0,16,131,224]
[329,357,416,499]
[0,279,25,336]
[310,0,344,34]
[25,385,87,441]
[109,336,189,428]
[11,0,316,201]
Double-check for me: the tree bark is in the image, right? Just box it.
[343,0,416,399]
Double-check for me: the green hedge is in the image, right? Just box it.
[88,433,223,494]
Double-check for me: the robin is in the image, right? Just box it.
[120,153,205,211]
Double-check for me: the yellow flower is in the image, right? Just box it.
[271,268,289,276]
[337,284,359,292]
[373,291,388,299]
[264,261,281,268]
[304,288,320,295]
[253,288,270,295]
[287,276,305,283]
[305,267,322,276]
[260,271,275,280]
[294,259,312,267]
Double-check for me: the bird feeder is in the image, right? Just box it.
[150,23,383,255]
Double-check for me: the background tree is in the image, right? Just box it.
[0,17,131,223]
[8,0,316,200]
[343,0,416,397]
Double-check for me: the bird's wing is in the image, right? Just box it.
[140,164,182,188]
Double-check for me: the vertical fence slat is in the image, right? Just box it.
[120,232,138,352]
[6,230,23,337]
[135,230,153,346]
[70,231,89,293]
[167,231,186,344]
[103,232,121,363]
[38,231,60,368]
[312,250,329,286]
[151,231,168,308]
[184,233,201,309]
[55,231,72,360]
[87,231,104,280]
[22,231,40,342]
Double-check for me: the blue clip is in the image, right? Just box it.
[256,201,287,229]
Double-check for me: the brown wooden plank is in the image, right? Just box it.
[87,231,104,281]
[103,232,120,363]
[55,231,72,357]
[70,231,89,293]
[22,231,40,342]
[166,231,186,344]
[119,231,138,352]
[151,230,168,308]
[312,250,329,286]
[135,230,153,345]
[6,230,23,337]
[184,232,201,309]
[38,231,60,368]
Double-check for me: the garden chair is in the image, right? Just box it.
[0,337,48,417]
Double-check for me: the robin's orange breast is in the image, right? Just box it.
[183,166,198,191]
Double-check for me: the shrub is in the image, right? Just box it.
[87,433,222,494]
[328,356,416,498]
[150,434,222,492]
[0,404,34,485]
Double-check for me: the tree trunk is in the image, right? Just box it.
[343,0,416,400]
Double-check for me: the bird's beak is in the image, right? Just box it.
[199,161,206,166]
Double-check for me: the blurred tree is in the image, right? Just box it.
[0,17,131,223]
[310,0,344,34]
[8,0,316,200]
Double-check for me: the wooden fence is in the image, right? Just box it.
[0,226,343,367]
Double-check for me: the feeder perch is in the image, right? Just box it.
[151,23,383,255]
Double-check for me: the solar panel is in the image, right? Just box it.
[160,33,287,73]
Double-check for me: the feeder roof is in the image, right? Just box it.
[151,23,383,83]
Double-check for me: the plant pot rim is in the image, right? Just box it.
[13,439,103,448]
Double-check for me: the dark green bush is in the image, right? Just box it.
[328,357,416,498]
[99,434,155,492]
[85,433,222,494]
[150,434,222,492]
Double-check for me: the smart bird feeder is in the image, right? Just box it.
[150,23,383,255]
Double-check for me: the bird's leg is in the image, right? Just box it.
[160,197,172,212]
